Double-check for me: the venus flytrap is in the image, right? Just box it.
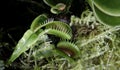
[8,14,80,66]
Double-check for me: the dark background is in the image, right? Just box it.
[1,0,86,42]
[2,0,85,29]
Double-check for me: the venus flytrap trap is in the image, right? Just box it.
[43,0,72,14]
[50,3,66,14]
[57,41,80,57]
[30,14,48,31]
[45,21,72,39]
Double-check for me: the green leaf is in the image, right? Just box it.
[8,30,38,64]
[87,0,120,26]
[8,29,52,64]
[93,5,120,26]
[93,0,120,16]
